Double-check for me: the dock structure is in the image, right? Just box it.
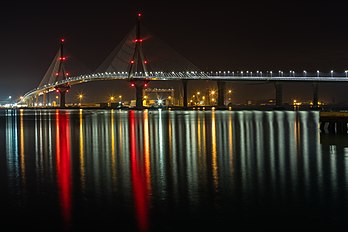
[320,111,348,134]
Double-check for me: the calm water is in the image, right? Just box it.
[0,109,347,231]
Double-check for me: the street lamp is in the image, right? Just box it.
[317,70,320,77]
[303,70,307,77]
[330,70,334,77]
[345,70,348,77]
[228,89,232,102]
[78,94,83,105]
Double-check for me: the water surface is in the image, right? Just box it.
[0,109,347,231]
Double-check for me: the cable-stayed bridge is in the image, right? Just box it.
[20,13,348,109]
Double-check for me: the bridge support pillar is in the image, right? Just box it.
[56,84,70,108]
[60,91,67,108]
[312,82,319,109]
[26,98,31,107]
[35,95,39,107]
[274,82,283,108]
[217,81,226,108]
[135,82,144,109]
[43,93,47,107]
[182,80,188,108]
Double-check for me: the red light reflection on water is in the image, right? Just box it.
[129,111,149,232]
[56,111,72,230]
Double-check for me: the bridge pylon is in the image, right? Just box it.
[54,38,71,108]
[128,13,150,109]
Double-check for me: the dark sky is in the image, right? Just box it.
[1,0,348,103]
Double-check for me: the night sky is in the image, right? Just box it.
[1,0,348,104]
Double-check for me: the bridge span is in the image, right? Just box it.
[21,71,348,108]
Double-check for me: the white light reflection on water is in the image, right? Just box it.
[5,110,19,197]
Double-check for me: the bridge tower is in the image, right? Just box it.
[128,13,149,109]
[54,38,70,108]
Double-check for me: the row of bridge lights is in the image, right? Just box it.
[209,70,348,77]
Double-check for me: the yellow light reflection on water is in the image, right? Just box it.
[228,113,234,176]
[202,112,207,170]
[197,113,201,155]
[211,110,218,189]
[19,109,25,184]
[110,109,116,182]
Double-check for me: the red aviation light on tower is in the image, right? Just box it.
[133,39,143,43]
[130,82,135,87]
[138,13,142,17]
[61,38,65,43]
[131,60,135,64]
[144,60,148,64]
